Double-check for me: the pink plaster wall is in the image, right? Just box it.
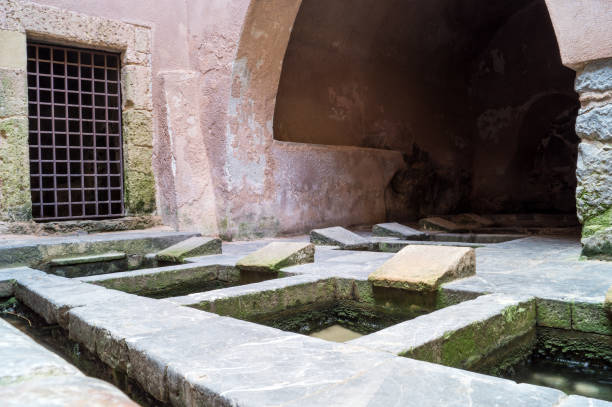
[544,0,612,68]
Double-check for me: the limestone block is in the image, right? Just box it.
[122,109,153,147]
[372,222,427,240]
[582,227,612,259]
[419,217,472,232]
[0,30,26,70]
[557,395,612,407]
[236,242,315,272]
[575,58,612,93]
[369,245,476,291]
[121,65,152,110]
[0,376,138,407]
[156,236,222,262]
[0,116,31,221]
[49,252,126,266]
[310,226,372,250]
[0,69,27,118]
[576,142,612,222]
[576,104,612,142]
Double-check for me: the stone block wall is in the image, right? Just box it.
[0,0,156,221]
[575,58,612,258]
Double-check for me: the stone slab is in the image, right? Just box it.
[126,318,395,406]
[0,318,82,386]
[419,217,471,232]
[372,222,427,240]
[48,251,126,266]
[155,236,221,262]
[0,375,138,407]
[0,267,44,297]
[79,262,233,295]
[285,357,565,407]
[236,241,315,272]
[310,226,372,249]
[349,294,535,369]
[369,245,475,291]
[67,296,217,372]
[606,285,612,315]
[15,274,137,328]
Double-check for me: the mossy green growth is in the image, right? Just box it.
[572,302,612,335]
[536,299,571,329]
[582,207,612,238]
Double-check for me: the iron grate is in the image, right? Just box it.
[26,42,124,221]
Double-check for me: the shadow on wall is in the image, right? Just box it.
[273,0,579,222]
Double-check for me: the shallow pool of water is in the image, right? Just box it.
[309,324,363,342]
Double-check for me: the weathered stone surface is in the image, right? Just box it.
[236,241,314,272]
[0,318,82,385]
[0,69,27,118]
[2,216,162,235]
[0,30,26,70]
[605,285,612,316]
[576,104,612,142]
[372,222,427,240]
[15,274,136,327]
[582,227,612,260]
[419,217,472,232]
[310,226,372,249]
[81,263,234,296]
[575,58,612,93]
[0,267,43,296]
[369,245,475,291]
[0,376,138,407]
[67,296,217,374]
[536,298,572,329]
[572,301,612,335]
[350,293,535,369]
[156,236,221,262]
[0,116,31,221]
[287,357,565,407]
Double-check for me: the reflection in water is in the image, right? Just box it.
[309,324,363,342]
[511,359,612,402]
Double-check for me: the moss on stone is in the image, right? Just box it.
[572,302,612,335]
[583,207,612,238]
[0,116,31,221]
[536,299,572,329]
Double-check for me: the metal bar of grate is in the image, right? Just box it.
[26,42,124,221]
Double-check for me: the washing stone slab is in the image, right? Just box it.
[283,356,565,407]
[48,251,126,266]
[0,375,138,407]
[349,293,535,369]
[368,245,475,291]
[0,318,82,386]
[419,216,479,232]
[126,317,396,406]
[372,222,428,240]
[236,241,315,272]
[67,296,217,372]
[310,226,372,250]
[155,236,221,262]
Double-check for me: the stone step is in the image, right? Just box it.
[419,217,477,232]
[372,222,427,240]
[236,242,315,272]
[310,226,372,250]
[155,236,222,263]
[368,245,475,291]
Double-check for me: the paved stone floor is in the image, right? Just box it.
[0,231,610,406]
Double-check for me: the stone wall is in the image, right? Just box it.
[0,0,156,221]
[575,58,612,258]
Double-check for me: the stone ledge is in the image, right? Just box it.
[372,222,427,240]
[0,216,162,236]
[310,226,372,250]
[155,236,221,263]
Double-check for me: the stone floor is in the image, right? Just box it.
[0,230,610,406]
